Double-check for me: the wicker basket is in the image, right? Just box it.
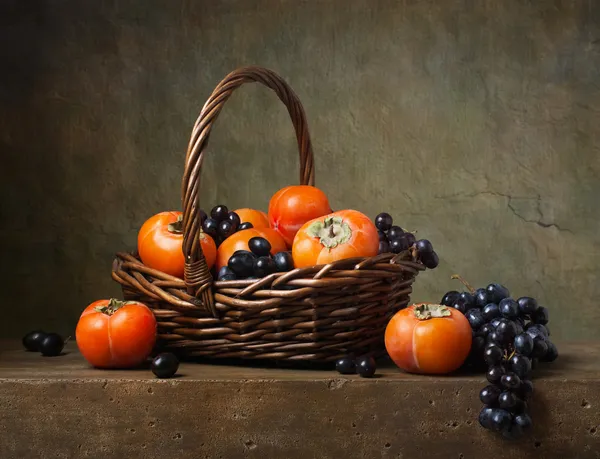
[112,66,427,362]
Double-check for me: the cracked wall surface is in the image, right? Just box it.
[1,0,600,340]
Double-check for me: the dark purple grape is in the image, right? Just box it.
[441,291,460,306]
[486,283,510,304]
[482,303,501,321]
[254,256,277,278]
[501,373,521,390]
[514,333,534,356]
[203,218,219,239]
[479,407,495,430]
[378,230,387,242]
[517,380,534,400]
[496,319,518,342]
[498,391,517,409]
[459,292,475,307]
[514,413,532,430]
[480,385,501,405]
[210,205,229,222]
[273,251,293,272]
[489,318,502,329]
[513,398,528,414]
[415,239,433,254]
[239,222,254,230]
[480,323,494,337]
[502,422,524,440]
[471,336,486,357]
[484,345,503,365]
[451,299,468,314]
[227,211,240,231]
[151,353,179,379]
[335,357,356,375]
[218,220,235,239]
[389,238,407,254]
[356,356,376,378]
[488,331,504,345]
[404,232,416,246]
[248,237,271,257]
[388,226,404,240]
[531,338,548,358]
[531,357,539,370]
[378,240,390,254]
[490,409,512,432]
[541,341,558,362]
[510,354,532,379]
[527,324,549,339]
[39,333,65,357]
[421,251,439,269]
[228,250,255,278]
[23,330,47,352]
[517,296,538,315]
[499,298,519,319]
[217,266,237,281]
[514,320,524,335]
[532,306,549,325]
[487,365,505,385]
[199,209,207,225]
[474,288,490,308]
[375,213,393,231]
[466,308,485,330]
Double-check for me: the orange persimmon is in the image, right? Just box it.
[291,210,379,268]
[137,211,217,278]
[268,185,332,247]
[233,208,270,229]
[216,227,287,270]
[76,299,157,369]
[385,303,472,374]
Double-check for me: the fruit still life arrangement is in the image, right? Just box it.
[22,182,557,440]
[19,66,558,443]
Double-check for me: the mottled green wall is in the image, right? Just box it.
[2,0,599,340]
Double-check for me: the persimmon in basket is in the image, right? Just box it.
[216,227,287,271]
[233,208,269,229]
[292,209,379,268]
[268,185,332,247]
[137,211,217,278]
[385,303,472,375]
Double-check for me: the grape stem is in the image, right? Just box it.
[450,274,476,294]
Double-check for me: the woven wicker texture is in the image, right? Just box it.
[112,66,426,361]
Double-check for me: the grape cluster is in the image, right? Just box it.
[217,237,294,281]
[201,205,253,247]
[374,212,439,269]
[441,276,558,439]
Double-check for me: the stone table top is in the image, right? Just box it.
[1,341,598,459]
[0,340,594,381]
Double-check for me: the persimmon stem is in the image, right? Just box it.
[94,298,132,316]
[451,274,476,294]
[167,214,184,234]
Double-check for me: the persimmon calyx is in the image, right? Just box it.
[95,298,135,316]
[306,216,352,249]
[413,304,451,320]
[167,214,184,234]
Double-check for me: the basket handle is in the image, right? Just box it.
[181,66,316,317]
